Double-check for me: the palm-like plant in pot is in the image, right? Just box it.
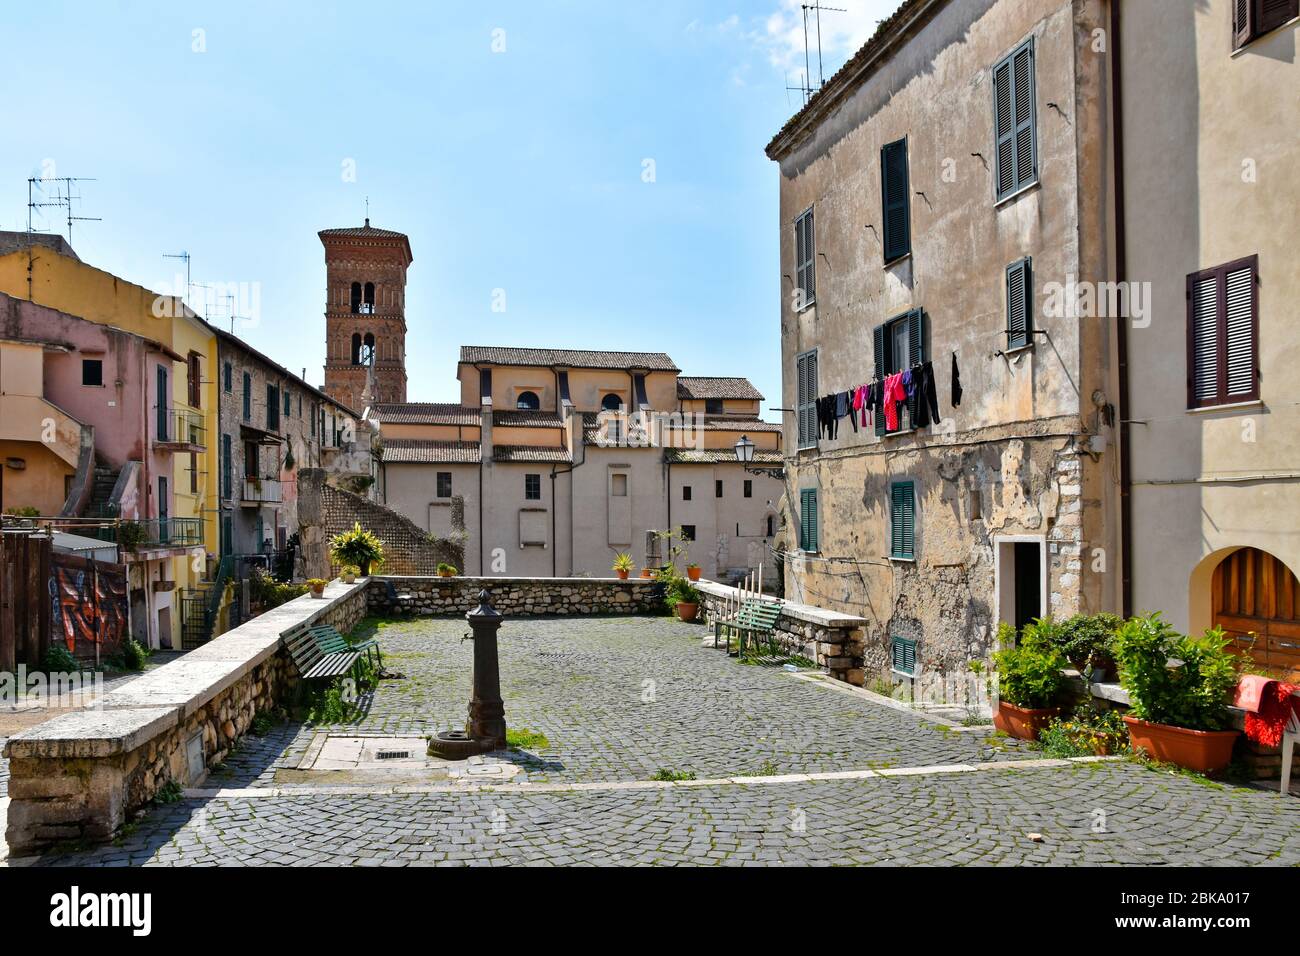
[329,522,384,577]
[992,620,1068,740]
[1113,613,1241,773]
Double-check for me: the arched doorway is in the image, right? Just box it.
[1210,547,1300,679]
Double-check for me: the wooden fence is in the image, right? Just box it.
[0,529,52,671]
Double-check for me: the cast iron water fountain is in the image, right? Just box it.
[428,589,508,759]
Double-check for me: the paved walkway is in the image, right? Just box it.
[9,618,1300,866]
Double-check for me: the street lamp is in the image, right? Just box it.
[733,434,784,479]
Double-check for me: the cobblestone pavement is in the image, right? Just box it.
[206,616,1030,789]
[34,762,1300,866]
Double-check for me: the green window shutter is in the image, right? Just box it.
[881,139,910,263]
[905,309,925,426]
[800,488,818,552]
[891,482,915,559]
[892,637,917,675]
[797,349,818,447]
[993,39,1036,200]
[873,324,887,437]
[1006,258,1032,349]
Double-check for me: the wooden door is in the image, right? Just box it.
[1212,547,1300,680]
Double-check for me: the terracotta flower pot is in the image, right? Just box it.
[310,587,325,600]
[676,601,699,622]
[1122,715,1240,774]
[687,567,701,581]
[615,569,629,580]
[993,700,1061,741]
[640,568,654,579]
[438,570,452,578]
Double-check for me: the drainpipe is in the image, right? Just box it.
[1109,0,1133,617]
[548,395,585,577]
[473,362,486,575]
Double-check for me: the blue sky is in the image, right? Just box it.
[3,1,897,408]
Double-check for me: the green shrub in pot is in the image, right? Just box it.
[1112,613,1240,731]
[993,621,1068,710]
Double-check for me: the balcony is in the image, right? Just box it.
[105,517,205,553]
[241,476,283,507]
[156,406,207,453]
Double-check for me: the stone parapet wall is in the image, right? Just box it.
[694,580,868,686]
[3,580,368,856]
[367,575,664,617]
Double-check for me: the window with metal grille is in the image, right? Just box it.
[524,473,541,500]
[799,488,818,552]
[890,481,915,560]
[873,310,926,435]
[892,636,917,676]
[993,38,1037,201]
[796,348,818,448]
[881,138,910,263]
[794,207,815,309]
[1006,257,1033,350]
[1187,256,1258,408]
[436,472,452,498]
[1234,0,1298,49]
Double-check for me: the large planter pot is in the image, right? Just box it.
[357,559,371,577]
[687,567,701,581]
[615,569,630,580]
[1122,715,1240,774]
[676,601,699,622]
[993,700,1061,741]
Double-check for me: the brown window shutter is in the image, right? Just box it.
[1257,0,1298,34]
[1185,255,1259,408]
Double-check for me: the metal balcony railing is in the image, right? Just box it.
[157,406,207,449]
[241,477,283,504]
[101,516,205,550]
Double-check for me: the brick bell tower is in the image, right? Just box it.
[319,220,412,409]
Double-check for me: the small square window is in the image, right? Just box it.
[743,479,753,498]
[892,637,917,676]
[82,359,103,387]
[682,485,692,501]
[705,398,724,415]
[715,479,723,498]
[525,473,541,500]
[680,525,696,541]
[436,472,452,498]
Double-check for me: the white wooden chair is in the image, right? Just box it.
[1282,705,1300,797]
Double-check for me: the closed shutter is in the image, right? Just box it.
[881,139,910,262]
[873,324,887,436]
[797,349,818,447]
[1258,0,1298,35]
[1186,256,1258,408]
[800,488,818,552]
[892,637,917,675]
[1234,0,1255,46]
[906,309,926,425]
[993,40,1036,200]
[890,482,915,559]
[1006,258,1032,349]
[795,209,815,307]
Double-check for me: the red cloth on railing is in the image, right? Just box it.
[1239,679,1300,748]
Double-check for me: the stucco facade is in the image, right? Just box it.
[768,0,1121,692]
[1118,1,1299,673]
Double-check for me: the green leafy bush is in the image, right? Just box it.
[1049,612,1123,675]
[249,566,308,609]
[120,638,151,672]
[1113,614,1241,731]
[1038,706,1129,758]
[329,522,384,574]
[43,643,79,674]
[993,620,1067,709]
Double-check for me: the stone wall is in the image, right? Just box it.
[298,466,464,578]
[694,579,868,686]
[3,580,368,856]
[367,575,664,617]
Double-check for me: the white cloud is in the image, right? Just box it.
[757,0,903,83]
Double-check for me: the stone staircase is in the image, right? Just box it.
[86,459,120,518]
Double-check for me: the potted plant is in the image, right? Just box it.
[307,578,327,599]
[437,562,458,578]
[612,553,635,580]
[340,565,359,585]
[686,563,701,582]
[639,567,655,579]
[329,522,384,577]
[1113,613,1241,773]
[992,621,1068,740]
[666,575,701,623]
[1049,612,1122,683]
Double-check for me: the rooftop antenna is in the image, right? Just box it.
[801,3,846,92]
[27,176,100,244]
[163,251,192,304]
[364,195,370,228]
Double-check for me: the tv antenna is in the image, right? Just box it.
[27,176,101,243]
[790,3,846,105]
[163,251,192,304]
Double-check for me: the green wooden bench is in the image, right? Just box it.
[714,599,783,657]
[309,624,383,670]
[283,623,367,683]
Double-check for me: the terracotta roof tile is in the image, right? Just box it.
[492,444,572,463]
[369,403,479,425]
[676,376,764,401]
[380,439,481,464]
[493,410,564,427]
[664,448,783,465]
[461,345,678,371]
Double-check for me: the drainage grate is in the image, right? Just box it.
[376,750,413,760]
